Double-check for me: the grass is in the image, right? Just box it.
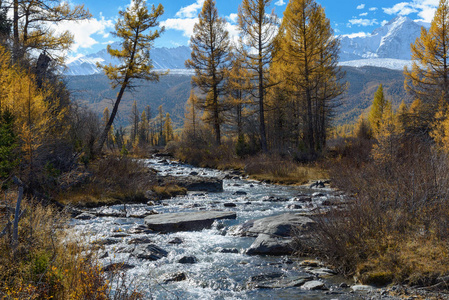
[0,193,143,299]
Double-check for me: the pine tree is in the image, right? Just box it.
[276,0,345,154]
[238,0,278,152]
[101,107,114,149]
[163,113,174,143]
[185,0,230,145]
[368,84,390,134]
[404,0,449,115]
[130,100,139,144]
[96,0,164,154]
[184,89,200,138]
[138,110,149,145]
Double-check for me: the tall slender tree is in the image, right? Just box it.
[238,0,278,152]
[404,0,449,115]
[96,0,164,154]
[185,0,230,145]
[276,0,345,154]
[369,84,391,134]
[130,100,139,144]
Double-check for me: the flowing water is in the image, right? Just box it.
[69,158,371,299]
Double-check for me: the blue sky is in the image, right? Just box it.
[62,0,439,61]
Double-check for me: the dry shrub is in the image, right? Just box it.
[244,153,326,184]
[306,136,449,286]
[0,195,142,299]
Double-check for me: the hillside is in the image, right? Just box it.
[65,66,409,128]
[337,66,409,125]
[65,73,192,127]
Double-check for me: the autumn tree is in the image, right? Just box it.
[96,0,164,154]
[276,0,345,154]
[130,100,139,144]
[185,0,230,145]
[184,89,200,138]
[404,0,449,121]
[238,0,278,152]
[163,113,174,143]
[12,0,90,63]
[101,107,114,149]
[369,84,391,134]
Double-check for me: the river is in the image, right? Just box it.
[69,158,374,299]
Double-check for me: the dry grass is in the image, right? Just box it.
[244,154,327,185]
[0,194,143,299]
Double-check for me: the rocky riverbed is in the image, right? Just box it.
[68,157,439,300]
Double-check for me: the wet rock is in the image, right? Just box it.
[340,282,349,288]
[224,203,237,208]
[215,247,239,253]
[232,213,316,238]
[161,175,223,192]
[132,244,168,260]
[301,280,326,290]
[94,238,120,246]
[111,233,129,238]
[249,272,284,283]
[351,285,374,292]
[253,277,313,289]
[312,192,325,197]
[310,181,326,188]
[191,193,206,197]
[233,191,247,195]
[162,272,187,284]
[144,211,237,232]
[261,196,289,202]
[189,171,199,176]
[286,204,302,209]
[294,196,312,202]
[128,237,154,245]
[308,267,337,277]
[128,225,153,234]
[246,234,293,255]
[103,263,135,272]
[168,237,183,244]
[178,256,198,264]
[99,251,109,259]
[75,212,96,220]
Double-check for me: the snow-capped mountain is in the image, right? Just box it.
[65,16,428,76]
[64,44,191,76]
[338,16,428,69]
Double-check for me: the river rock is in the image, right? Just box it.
[132,244,168,260]
[301,280,326,290]
[128,237,154,245]
[351,285,374,292]
[103,263,135,272]
[246,234,293,255]
[261,196,289,202]
[161,175,223,192]
[224,203,237,207]
[286,204,302,209]
[168,237,183,244]
[144,211,237,232]
[232,213,316,237]
[75,212,96,220]
[233,191,247,195]
[253,277,313,289]
[162,272,187,284]
[178,256,198,264]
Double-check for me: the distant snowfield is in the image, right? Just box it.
[339,58,413,71]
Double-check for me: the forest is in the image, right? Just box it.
[1,0,449,298]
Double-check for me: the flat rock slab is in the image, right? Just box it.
[144,211,237,232]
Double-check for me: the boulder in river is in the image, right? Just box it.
[103,263,135,272]
[132,244,168,260]
[246,233,293,255]
[178,256,198,264]
[301,280,327,290]
[144,211,237,232]
[231,213,316,237]
[162,272,187,284]
[161,175,223,192]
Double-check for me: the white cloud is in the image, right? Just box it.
[369,7,378,11]
[348,18,378,26]
[382,0,439,23]
[226,13,238,24]
[341,32,369,38]
[55,15,115,52]
[383,2,418,16]
[160,18,198,38]
[381,20,388,26]
[175,0,205,18]
[359,12,368,16]
[275,0,286,6]
[356,4,365,10]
